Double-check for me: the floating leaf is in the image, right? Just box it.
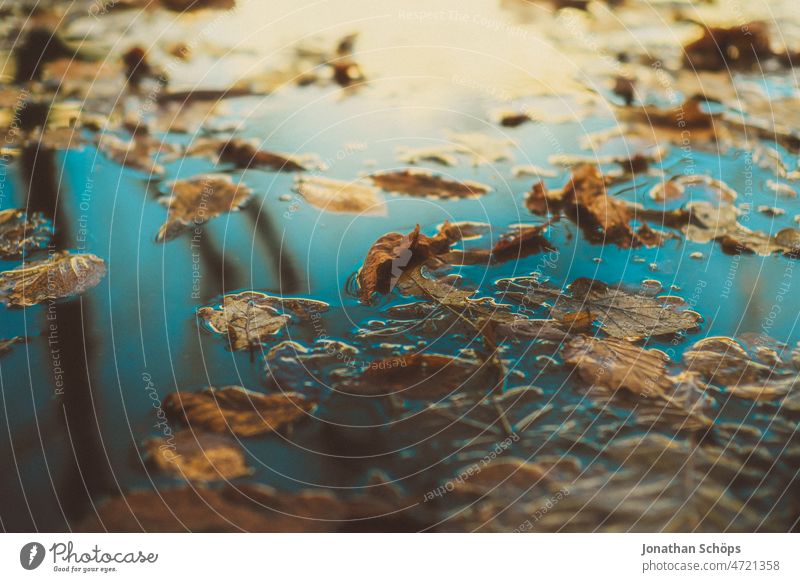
[164,385,316,437]
[96,133,170,175]
[683,22,773,71]
[294,176,384,214]
[446,131,515,166]
[0,209,51,259]
[186,138,318,171]
[0,252,106,307]
[498,277,701,340]
[157,174,252,242]
[396,145,459,167]
[145,431,250,482]
[198,291,328,350]
[0,336,24,357]
[370,169,490,199]
[526,165,666,247]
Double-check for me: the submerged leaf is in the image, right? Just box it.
[145,431,250,482]
[498,277,701,340]
[0,209,51,259]
[164,385,316,437]
[157,174,252,242]
[198,291,328,350]
[0,252,106,307]
[333,353,483,400]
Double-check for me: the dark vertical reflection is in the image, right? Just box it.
[196,232,242,300]
[17,141,113,528]
[243,204,300,293]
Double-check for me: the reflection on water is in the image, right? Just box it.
[0,0,799,531]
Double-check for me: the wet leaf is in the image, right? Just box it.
[357,223,460,302]
[370,169,490,199]
[294,175,384,214]
[498,276,701,340]
[396,145,459,167]
[0,336,24,357]
[198,291,328,350]
[164,385,316,437]
[96,133,170,175]
[186,138,318,172]
[333,353,484,400]
[0,252,106,307]
[156,174,252,242]
[446,131,515,166]
[145,431,250,482]
[0,209,51,259]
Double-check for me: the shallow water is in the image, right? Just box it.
[1,0,799,531]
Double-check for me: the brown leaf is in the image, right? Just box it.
[294,176,384,214]
[186,138,317,171]
[164,385,316,437]
[334,353,483,400]
[370,169,490,199]
[526,165,666,248]
[145,431,250,481]
[684,22,773,71]
[0,209,51,259]
[96,133,170,175]
[198,291,328,350]
[0,336,25,357]
[562,335,672,398]
[0,252,106,307]
[498,276,701,340]
[157,174,252,242]
[357,223,460,302]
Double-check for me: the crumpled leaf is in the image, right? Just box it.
[145,431,250,482]
[157,174,252,242]
[370,169,490,199]
[0,209,51,259]
[333,353,484,400]
[198,291,328,350]
[185,138,319,171]
[526,164,666,248]
[164,385,316,437]
[649,174,738,203]
[357,223,460,302]
[498,276,701,340]
[0,252,106,307]
[294,176,384,214]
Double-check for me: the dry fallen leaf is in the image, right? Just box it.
[157,174,252,242]
[294,175,384,214]
[498,276,701,340]
[0,209,51,259]
[198,291,328,350]
[0,252,106,307]
[370,169,490,199]
[164,385,316,437]
[145,430,250,482]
